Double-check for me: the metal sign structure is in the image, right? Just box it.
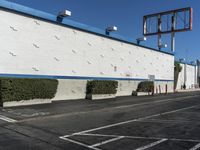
[143,7,193,52]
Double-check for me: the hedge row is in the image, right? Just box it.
[137,81,154,92]
[0,78,156,105]
[0,78,58,103]
[86,80,118,94]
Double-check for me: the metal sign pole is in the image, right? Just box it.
[158,14,162,50]
[171,13,176,52]
[171,33,175,52]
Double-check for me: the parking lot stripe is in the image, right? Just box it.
[0,115,17,123]
[89,136,124,148]
[80,133,200,143]
[80,133,163,140]
[135,139,168,150]
[71,105,199,136]
[189,143,200,150]
[81,133,118,138]
[59,136,101,150]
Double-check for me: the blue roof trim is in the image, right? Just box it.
[0,0,56,20]
[0,73,174,82]
[0,0,174,56]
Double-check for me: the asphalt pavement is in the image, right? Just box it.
[0,91,200,150]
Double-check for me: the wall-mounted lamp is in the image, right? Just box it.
[179,58,186,63]
[106,26,118,35]
[136,37,147,45]
[57,10,71,22]
[190,61,196,65]
[158,43,167,50]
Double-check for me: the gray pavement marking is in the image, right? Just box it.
[189,143,200,150]
[0,115,17,123]
[60,136,101,150]
[89,136,124,148]
[21,95,199,123]
[67,104,200,136]
[134,139,168,150]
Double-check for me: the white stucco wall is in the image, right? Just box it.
[0,9,175,100]
[0,9,174,80]
[176,63,198,90]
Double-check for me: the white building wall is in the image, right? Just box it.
[176,63,198,90]
[0,9,175,100]
[176,63,185,90]
[186,65,195,89]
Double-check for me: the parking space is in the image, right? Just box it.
[60,102,200,150]
[1,92,200,150]
[0,126,63,150]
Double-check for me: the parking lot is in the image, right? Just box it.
[0,91,200,150]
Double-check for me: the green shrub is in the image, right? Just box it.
[86,80,118,95]
[0,78,58,103]
[137,81,154,92]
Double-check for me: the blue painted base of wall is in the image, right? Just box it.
[0,73,174,82]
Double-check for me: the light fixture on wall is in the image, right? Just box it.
[158,43,167,50]
[57,10,71,22]
[136,37,147,45]
[106,26,118,35]
[190,61,195,65]
[179,58,186,63]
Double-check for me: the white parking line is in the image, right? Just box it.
[80,133,200,143]
[0,115,17,123]
[189,143,200,150]
[89,136,124,148]
[59,136,101,150]
[69,104,199,136]
[135,139,168,150]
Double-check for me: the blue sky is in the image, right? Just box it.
[6,0,200,62]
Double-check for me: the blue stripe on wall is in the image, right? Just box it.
[0,73,174,82]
